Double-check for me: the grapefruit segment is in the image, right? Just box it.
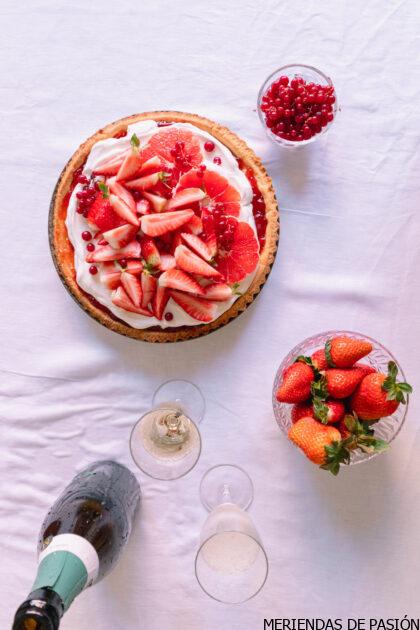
[215,219,259,283]
[178,169,241,217]
[141,127,202,169]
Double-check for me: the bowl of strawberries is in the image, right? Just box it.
[273,331,412,475]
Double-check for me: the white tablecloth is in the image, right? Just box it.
[1,0,420,628]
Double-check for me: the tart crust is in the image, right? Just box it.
[49,111,279,342]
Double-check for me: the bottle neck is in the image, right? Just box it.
[12,588,63,630]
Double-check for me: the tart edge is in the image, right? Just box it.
[49,110,280,343]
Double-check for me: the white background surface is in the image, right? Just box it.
[1,1,420,628]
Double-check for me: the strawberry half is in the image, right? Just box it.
[136,198,152,215]
[125,259,144,275]
[93,151,128,177]
[141,272,157,309]
[159,253,176,271]
[203,283,232,301]
[87,189,125,232]
[141,236,161,269]
[101,262,121,290]
[107,177,136,213]
[159,269,205,295]
[152,285,170,320]
[142,192,168,213]
[175,245,221,278]
[121,271,142,307]
[167,187,206,210]
[102,224,138,250]
[184,214,203,235]
[125,172,161,191]
[141,210,194,237]
[116,133,143,182]
[112,286,152,316]
[180,233,212,262]
[138,155,163,176]
[86,240,141,263]
[169,290,217,323]
[109,194,139,226]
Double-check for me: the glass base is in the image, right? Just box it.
[130,408,201,481]
[152,379,205,424]
[200,465,254,511]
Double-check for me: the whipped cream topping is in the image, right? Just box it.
[66,121,258,329]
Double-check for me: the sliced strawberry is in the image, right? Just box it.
[141,210,194,237]
[109,194,139,226]
[116,136,143,182]
[170,233,183,255]
[159,269,204,295]
[136,198,152,215]
[138,155,162,176]
[112,286,152,316]
[102,224,138,250]
[201,208,218,258]
[159,253,176,271]
[125,173,160,191]
[86,240,141,263]
[141,236,161,268]
[203,283,233,301]
[143,191,168,213]
[107,177,136,213]
[167,188,206,210]
[215,219,259,283]
[87,191,125,232]
[101,262,121,290]
[125,259,143,275]
[93,151,128,177]
[141,273,157,309]
[180,233,213,262]
[121,271,142,307]
[184,214,203,235]
[152,285,170,320]
[169,290,217,323]
[175,245,221,278]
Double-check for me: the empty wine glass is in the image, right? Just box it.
[195,465,268,603]
[129,379,204,480]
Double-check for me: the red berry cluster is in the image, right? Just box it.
[260,75,336,142]
[75,175,97,217]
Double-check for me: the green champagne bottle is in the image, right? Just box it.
[12,460,140,630]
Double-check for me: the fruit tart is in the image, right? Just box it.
[49,112,279,342]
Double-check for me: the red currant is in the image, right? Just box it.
[165,312,174,321]
[204,140,215,152]
[213,157,222,165]
[89,265,98,275]
[82,231,92,241]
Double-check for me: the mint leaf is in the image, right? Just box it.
[98,182,109,198]
[131,133,140,149]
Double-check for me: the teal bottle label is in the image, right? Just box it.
[33,534,100,611]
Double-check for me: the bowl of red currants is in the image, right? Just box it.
[258,63,337,147]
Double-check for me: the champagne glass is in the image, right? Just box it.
[129,379,204,481]
[195,465,269,603]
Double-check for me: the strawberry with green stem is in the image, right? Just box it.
[325,336,373,368]
[351,361,412,420]
[116,133,143,182]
